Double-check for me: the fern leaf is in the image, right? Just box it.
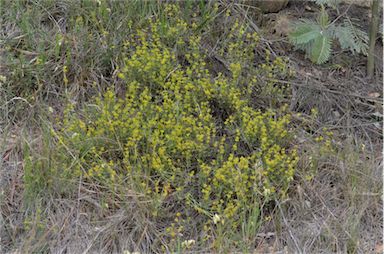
[310,35,332,64]
[294,40,314,59]
[333,25,356,50]
[337,19,368,55]
[289,21,321,45]
[318,6,330,28]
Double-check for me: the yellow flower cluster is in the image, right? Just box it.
[56,9,298,234]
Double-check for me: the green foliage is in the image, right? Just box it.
[289,20,322,45]
[310,34,332,64]
[0,0,164,103]
[337,19,368,55]
[24,6,298,249]
[3,1,379,253]
[289,4,368,64]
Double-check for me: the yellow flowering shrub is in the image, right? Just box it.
[49,5,298,244]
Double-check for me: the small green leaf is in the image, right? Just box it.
[334,25,355,50]
[289,22,321,45]
[310,35,332,64]
[333,19,369,55]
[318,6,329,28]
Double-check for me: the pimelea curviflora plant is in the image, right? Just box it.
[30,5,298,250]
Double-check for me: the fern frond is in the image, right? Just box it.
[294,41,314,59]
[289,20,321,45]
[332,25,356,50]
[337,19,368,55]
[326,23,339,39]
[317,5,330,28]
[310,35,332,64]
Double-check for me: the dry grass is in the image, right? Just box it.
[277,138,382,253]
[0,1,382,253]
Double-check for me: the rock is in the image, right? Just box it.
[272,14,294,36]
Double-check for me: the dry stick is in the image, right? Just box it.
[367,0,380,78]
[306,213,331,252]
[263,77,382,102]
[327,3,352,29]
[31,1,63,33]
[276,200,302,254]
[233,4,278,57]
[1,97,33,108]
[75,174,82,238]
